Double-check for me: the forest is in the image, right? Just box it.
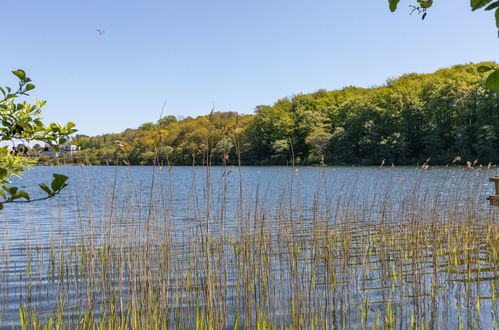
[60,62,499,166]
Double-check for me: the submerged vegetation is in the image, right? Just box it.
[60,62,499,166]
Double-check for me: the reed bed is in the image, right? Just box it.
[0,165,498,329]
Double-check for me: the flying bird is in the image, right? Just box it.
[96,29,105,35]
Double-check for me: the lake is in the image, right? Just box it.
[0,165,498,328]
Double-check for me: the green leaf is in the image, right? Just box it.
[486,70,499,90]
[496,7,499,28]
[19,191,29,200]
[25,84,35,92]
[485,1,499,10]
[0,168,8,180]
[389,0,400,12]
[8,187,18,195]
[12,70,26,81]
[13,191,30,201]
[51,174,68,192]
[39,183,52,196]
[0,203,4,210]
[478,65,493,72]
[471,0,493,10]
[54,173,68,182]
[418,0,433,8]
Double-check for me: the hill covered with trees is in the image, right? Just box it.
[64,62,499,166]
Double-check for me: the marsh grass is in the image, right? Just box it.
[0,165,498,329]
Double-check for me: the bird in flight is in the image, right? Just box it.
[96,29,105,35]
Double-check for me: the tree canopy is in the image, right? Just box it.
[389,1,499,89]
[62,63,498,167]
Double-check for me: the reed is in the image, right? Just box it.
[0,164,498,329]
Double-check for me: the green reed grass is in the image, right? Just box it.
[0,165,498,329]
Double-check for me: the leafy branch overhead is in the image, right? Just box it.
[388,0,499,89]
[389,0,499,17]
[39,174,69,197]
[478,65,499,90]
[0,70,76,209]
[0,174,69,210]
[0,70,76,148]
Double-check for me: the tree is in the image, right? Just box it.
[0,70,76,209]
[251,104,294,163]
[388,0,499,89]
[305,128,333,164]
[61,63,498,166]
[157,115,177,126]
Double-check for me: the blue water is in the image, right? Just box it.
[0,165,497,327]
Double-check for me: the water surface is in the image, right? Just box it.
[0,165,497,328]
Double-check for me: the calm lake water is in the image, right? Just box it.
[4,165,498,216]
[3,165,496,238]
[0,165,498,328]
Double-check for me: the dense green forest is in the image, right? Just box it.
[62,62,499,166]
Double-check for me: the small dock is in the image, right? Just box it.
[488,176,499,206]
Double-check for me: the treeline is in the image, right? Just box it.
[64,62,499,166]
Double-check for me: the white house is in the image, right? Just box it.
[40,140,79,157]
[60,141,79,155]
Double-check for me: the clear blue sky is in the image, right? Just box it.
[1,0,498,136]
